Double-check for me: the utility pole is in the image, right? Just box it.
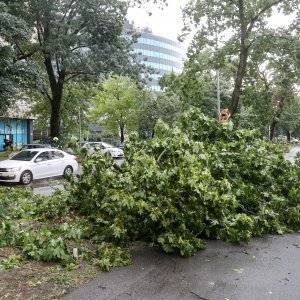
[215,19,221,117]
[217,69,221,116]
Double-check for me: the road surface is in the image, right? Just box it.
[63,234,300,300]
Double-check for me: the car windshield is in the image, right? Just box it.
[10,150,38,161]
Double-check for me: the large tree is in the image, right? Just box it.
[4,0,148,137]
[90,76,144,143]
[238,23,300,139]
[181,0,298,115]
[159,51,232,118]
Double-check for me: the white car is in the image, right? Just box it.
[0,148,78,185]
[82,142,124,158]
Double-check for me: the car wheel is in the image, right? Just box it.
[20,170,33,185]
[63,166,73,178]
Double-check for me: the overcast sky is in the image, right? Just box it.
[127,1,295,48]
[127,1,188,41]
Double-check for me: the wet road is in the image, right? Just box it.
[64,234,300,300]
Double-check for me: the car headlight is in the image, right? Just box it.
[6,167,21,172]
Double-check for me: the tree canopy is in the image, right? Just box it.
[3,0,144,136]
[90,76,143,143]
[0,1,31,112]
[181,0,299,115]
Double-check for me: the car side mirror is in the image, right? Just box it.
[35,158,43,163]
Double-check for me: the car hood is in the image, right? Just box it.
[0,159,31,168]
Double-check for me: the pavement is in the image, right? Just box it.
[64,235,300,300]
[63,146,300,300]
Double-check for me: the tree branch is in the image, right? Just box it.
[65,71,96,82]
[15,43,37,61]
[247,0,285,35]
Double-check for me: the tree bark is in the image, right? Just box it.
[230,47,249,115]
[120,125,125,143]
[269,120,277,140]
[50,92,62,138]
[287,130,291,142]
[269,91,285,140]
[230,0,249,115]
[44,56,64,137]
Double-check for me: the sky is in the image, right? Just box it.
[127,1,295,49]
[127,1,188,42]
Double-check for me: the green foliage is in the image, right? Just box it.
[159,53,231,117]
[181,0,298,114]
[90,76,144,142]
[92,242,131,271]
[0,1,31,110]
[0,185,131,271]
[0,254,22,270]
[69,108,300,258]
[1,109,300,271]
[4,0,145,136]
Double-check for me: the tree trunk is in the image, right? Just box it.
[50,92,62,138]
[230,46,249,115]
[269,120,277,140]
[269,91,285,141]
[287,131,291,142]
[120,125,125,143]
[44,56,64,137]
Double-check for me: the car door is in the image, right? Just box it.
[50,150,65,175]
[32,151,53,179]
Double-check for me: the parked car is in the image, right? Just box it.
[82,142,124,158]
[0,148,78,185]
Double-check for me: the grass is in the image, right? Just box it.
[0,247,102,299]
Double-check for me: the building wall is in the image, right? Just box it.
[131,28,185,91]
[0,118,33,151]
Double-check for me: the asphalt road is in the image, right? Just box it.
[64,234,300,300]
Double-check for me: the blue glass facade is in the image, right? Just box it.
[132,29,185,91]
[0,118,33,151]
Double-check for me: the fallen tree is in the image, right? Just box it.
[1,108,300,271]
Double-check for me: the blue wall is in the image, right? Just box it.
[0,118,32,151]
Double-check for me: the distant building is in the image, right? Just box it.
[0,117,33,151]
[127,22,185,91]
[0,101,34,151]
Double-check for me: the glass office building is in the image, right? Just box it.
[130,25,185,91]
